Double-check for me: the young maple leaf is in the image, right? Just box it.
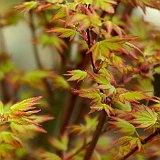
[118,91,148,103]
[38,151,61,160]
[10,96,41,112]
[93,0,117,14]
[115,136,142,151]
[0,131,22,148]
[90,103,114,116]
[51,74,70,89]
[65,70,87,82]
[15,1,38,14]
[69,116,97,134]
[110,117,136,135]
[131,105,158,129]
[87,36,137,64]
[46,28,76,40]
[74,88,103,103]
[49,134,68,151]
[67,13,90,31]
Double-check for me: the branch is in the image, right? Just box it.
[28,11,54,104]
[83,29,107,160]
[60,93,78,135]
[84,110,106,160]
[120,128,160,160]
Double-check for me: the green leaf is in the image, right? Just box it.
[0,131,22,148]
[93,0,117,14]
[11,96,41,112]
[38,34,66,52]
[75,0,93,4]
[22,70,49,89]
[110,118,136,135]
[49,135,68,151]
[50,7,66,21]
[15,1,38,13]
[39,151,61,160]
[87,39,124,64]
[119,91,148,103]
[65,70,87,82]
[113,101,131,111]
[70,116,97,134]
[74,89,103,103]
[47,28,76,40]
[115,136,142,151]
[110,54,126,72]
[52,75,70,89]
[0,144,14,158]
[132,105,158,129]
[154,66,160,74]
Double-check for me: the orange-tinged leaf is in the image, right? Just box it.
[39,151,61,160]
[110,54,126,72]
[90,103,113,115]
[47,28,76,40]
[69,116,97,134]
[110,118,136,135]
[50,7,66,21]
[0,131,22,148]
[131,105,158,129]
[65,70,87,82]
[93,0,117,14]
[119,91,148,103]
[11,96,41,112]
[67,13,90,31]
[115,136,142,151]
[49,135,68,151]
[74,89,103,103]
[15,1,38,13]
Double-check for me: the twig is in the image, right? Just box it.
[29,11,43,69]
[120,128,160,160]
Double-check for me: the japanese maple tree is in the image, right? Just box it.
[0,0,160,159]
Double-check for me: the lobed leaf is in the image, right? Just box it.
[74,89,103,103]
[90,103,113,116]
[131,105,158,129]
[47,28,76,40]
[118,91,148,103]
[65,70,87,82]
[110,118,136,135]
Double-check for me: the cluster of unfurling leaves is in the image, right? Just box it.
[0,97,53,159]
[0,0,159,160]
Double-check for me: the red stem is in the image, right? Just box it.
[83,110,106,160]
[120,128,160,160]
